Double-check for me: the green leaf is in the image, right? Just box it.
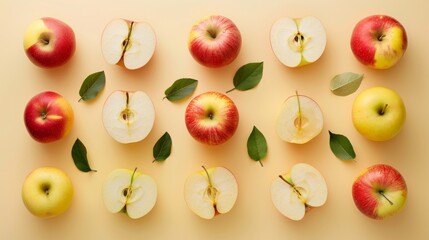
[330,72,363,96]
[164,78,198,101]
[329,131,356,161]
[153,132,172,162]
[71,138,96,172]
[79,71,106,101]
[227,62,264,93]
[247,126,268,167]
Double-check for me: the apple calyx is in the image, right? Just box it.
[202,166,219,214]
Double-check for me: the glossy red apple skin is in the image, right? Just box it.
[24,17,76,68]
[188,15,241,68]
[185,92,239,145]
[352,164,407,219]
[24,91,74,143]
[350,15,407,69]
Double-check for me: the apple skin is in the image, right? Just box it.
[188,15,242,68]
[352,164,407,219]
[185,92,239,145]
[23,17,76,68]
[352,87,406,141]
[22,167,74,218]
[24,91,74,143]
[350,15,407,69]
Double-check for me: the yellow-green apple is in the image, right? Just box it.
[185,92,239,145]
[352,87,406,141]
[276,93,323,144]
[350,15,408,69]
[22,167,73,218]
[188,15,241,68]
[271,163,328,221]
[270,16,326,67]
[102,90,155,144]
[184,166,238,219]
[23,17,76,68]
[24,91,74,143]
[103,168,157,219]
[352,164,407,219]
[101,18,156,70]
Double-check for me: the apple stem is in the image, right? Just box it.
[278,175,302,196]
[121,22,134,57]
[295,91,302,130]
[379,191,394,205]
[379,104,389,115]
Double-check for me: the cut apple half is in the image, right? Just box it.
[101,18,156,70]
[271,163,328,221]
[184,166,238,219]
[276,93,323,144]
[102,90,155,144]
[102,168,157,219]
[270,16,326,67]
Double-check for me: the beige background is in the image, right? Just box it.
[1,0,428,239]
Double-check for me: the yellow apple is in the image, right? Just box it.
[21,167,74,218]
[352,87,406,141]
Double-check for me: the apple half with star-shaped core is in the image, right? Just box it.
[352,164,407,219]
[188,15,242,68]
[352,87,406,141]
[271,163,328,221]
[103,168,157,219]
[24,91,74,143]
[350,15,408,69]
[101,18,156,70]
[102,90,155,144]
[270,16,326,67]
[276,92,323,144]
[22,167,74,218]
[185,91,239,145]
[23,17,76,68]
[184,166,238,219]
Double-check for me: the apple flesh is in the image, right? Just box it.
[184,166,238,219]
[22,167,73,218]
[350,15,408,69]
[352,164,407,219]
[276,93,323,144]
[352,87,406,141]
[271,163,328,221]
[24,91,74,143]
[103,168,157,219]
[23,17,75,68]
[188,15,242,68]
[102,90,155,144]
[270,16,326,67]
[185,91,239,145]
[101,18,156,70]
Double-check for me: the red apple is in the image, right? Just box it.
[23,17,76,68]
[188,15,241,68]
[24,91,74,143]
[185,92,239,145]
[352,164,407,219]
[350,15,407,69]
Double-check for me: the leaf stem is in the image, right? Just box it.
[226,88,236,93]
[259,160,264,167]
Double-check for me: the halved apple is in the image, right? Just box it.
[276,93,323,144]
[101,18,156,70]
[102,168,157,219]
[270,16,326,67]
[102,90,155,144]
[184,166,238,219]
[271,163,328,221]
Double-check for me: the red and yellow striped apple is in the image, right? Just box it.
[24,91,74,143]
[352,164,407,219]
[188,15,241,68]
[185,92,239,145]
[350,15,407,69]
[23,17,76,68]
